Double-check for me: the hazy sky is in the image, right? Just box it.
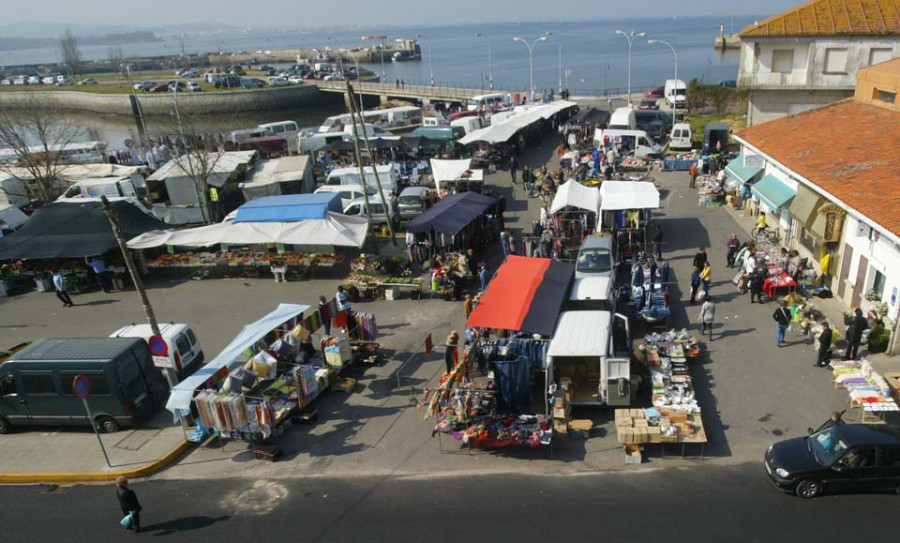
[5,0,801,29]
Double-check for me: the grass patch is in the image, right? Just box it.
[685,113,747,144]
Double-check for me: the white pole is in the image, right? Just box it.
[558,41,562,94]
[475,33,493,90]
[616,30,644,105]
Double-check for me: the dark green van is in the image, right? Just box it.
[0,338,168,434]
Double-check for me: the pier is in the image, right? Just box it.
[311,79,501,108]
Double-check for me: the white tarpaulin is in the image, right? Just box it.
[549,179,600,215]
[598,181,660,213]
[458,101,577,145]
[127,211,368,249]
[429,158,483,192]
[165,303,309,419]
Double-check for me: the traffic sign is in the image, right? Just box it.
[72,374,90,399]
[148,335,168,356]
[124,138,134,148]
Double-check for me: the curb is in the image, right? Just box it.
[0,439,195,485]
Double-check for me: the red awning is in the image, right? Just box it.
[466,256,574,336]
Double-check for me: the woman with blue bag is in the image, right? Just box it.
[116,476,142,532]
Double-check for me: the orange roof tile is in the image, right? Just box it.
[739,0,900,37]
[736,99,900,237]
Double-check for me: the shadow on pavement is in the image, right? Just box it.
[659,217,710,252]
[141,515,230,535]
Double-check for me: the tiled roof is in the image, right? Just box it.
[740,0,900,37]
[736,99,900,237]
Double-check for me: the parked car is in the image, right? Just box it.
[11,76,27,86]
[323,72,344,81]
[639,98,660,110]
[644,86,664,99]
[0,79,10,86]
[241,77,265,88]
[27,75,42,85]
[148,83,169,93]
[79,78,98,85]
[176,68,199,78]
[186,81,202,92]
[287,75,304,84]
[765,421,900,498]
[227,66,245,75]
[134,81,155,91]
[397,186,434,220]
[42,76,57,85]
[168,81,187,91]
[55,77,74,86]
[267,76,290,86]
[575,234,616,280]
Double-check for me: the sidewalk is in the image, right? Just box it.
[0,410,189,483]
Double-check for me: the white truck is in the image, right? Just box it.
[110,323,204,378]
[547,310,632,406]
[664,79,686,109]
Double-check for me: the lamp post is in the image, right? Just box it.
[557,40,562,94]
[512,32,551,99]
[474,32,493,89]
[172,74,185,140]
[342,49,365,112]
[648,38,678,121]
[416,34,434,86]
[615,29,645,105]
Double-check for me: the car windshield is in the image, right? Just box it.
[809,425,849,466]
[577,248,612,273]
[399,195,420,205]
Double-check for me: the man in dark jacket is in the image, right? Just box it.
[692,247,708,270]
[817,322,833,368]
[844,308,868,360]
[116,476,142,532]
[749,271,766,304]
[773,300,792,347]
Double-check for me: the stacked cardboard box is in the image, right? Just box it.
[552,394,571,434]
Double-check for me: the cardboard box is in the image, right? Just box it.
[553,420,569,434]
[569,419,593,432]
[670,413,688,424]
[615,409,629,419]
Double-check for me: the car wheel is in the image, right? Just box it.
[96,416,120,434]
[0,416,11,434]
[795,479,822,499]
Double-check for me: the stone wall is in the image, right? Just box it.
[0,85,341,116]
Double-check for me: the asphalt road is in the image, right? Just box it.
[4,465,896,542]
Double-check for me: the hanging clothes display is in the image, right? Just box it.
[347,312,378,342]
[493,357,531,413]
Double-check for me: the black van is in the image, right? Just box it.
[0,338,168,434]
[765,422,900,498]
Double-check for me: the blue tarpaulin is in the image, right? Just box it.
[233,193,343,223]
[405,191,498,236]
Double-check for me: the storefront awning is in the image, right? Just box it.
[405,191,497,236]
[789,185,825,229]
[724,154,763,185]
[165,303,309,419]
[751,174,795,212]
[466,256,574,336]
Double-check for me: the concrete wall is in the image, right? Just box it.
[0,85,341,116]
[746,88,853,125]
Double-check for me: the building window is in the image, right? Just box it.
[823,48,848,74]
[874,89,897,104]
[772,49,795,73]
[869,47,893,66]
[871,269,886,300]
[799,227,822,257]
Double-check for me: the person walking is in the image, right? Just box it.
[444,330,460,373]
[52,269,74,307]
[844,308,868,360]
[652,225,663,261]
[749,270,766,303]
[773,300,792,347]
[336,285,352,314]
[509,156,518,185]
[816,322,833,367]
[478,264,489,291]
[689,266,701,305]
[463,295,473,319]
[500,230,510,258]
[699,261,712,296]
[88,255,111,293]
[726,233,740,269]
[698,296,715,340]
[689,161,698,188]
[318,295,332,336]
[692,246,708,270]
[115,476,142,532]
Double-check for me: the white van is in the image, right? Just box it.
[325,164,398,194]
[466,93,507,111]
[568,276,615,312]
[257,121,300,152]
[57,175,144,200]
[314,184,378,209]
[664,79,686,108]
[343,197,398,227]
[609,107,637,130]
[109,323,204,377]
[593,128,662,158]
[669,123,693,151]
[450,116,484,135]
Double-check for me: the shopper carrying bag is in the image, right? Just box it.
[115,476,142,532]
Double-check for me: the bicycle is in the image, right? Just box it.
[753,226,780,246]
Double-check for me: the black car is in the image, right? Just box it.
[765,422,900,498]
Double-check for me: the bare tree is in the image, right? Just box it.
[58,29,83,81]
[107,45,126,81]
[0,91,85,203]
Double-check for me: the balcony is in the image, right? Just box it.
[738,71,809,89]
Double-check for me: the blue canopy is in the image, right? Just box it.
[725,154,763,185]
[405,191,498,236]
[234,193,342,223]
[751,174,796,212]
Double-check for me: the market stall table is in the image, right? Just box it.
[763,271,797,299]
[831,360,900,423]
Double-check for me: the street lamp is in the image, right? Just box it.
[615,29,645,104]
[474,32,493,89]
[512,32,551,99]
[342,49,365,113]
[416,34,434,86]
[648,38,678,121]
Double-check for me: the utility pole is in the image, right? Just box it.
[344,80,377,255]
[347,81,397,247]
[100,196,191,430]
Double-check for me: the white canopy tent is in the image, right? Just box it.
[127,211,368,250]
[549,179,600,215]
[458,101,577,145]
[598,181,660,212]
[429,158,484,192]
[165,303,309,419]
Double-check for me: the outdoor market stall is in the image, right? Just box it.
[830,359,900,423]
[597,181,661,261]
[422,256,574,451]
[127,194,366,278]
[430,158,486,195]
